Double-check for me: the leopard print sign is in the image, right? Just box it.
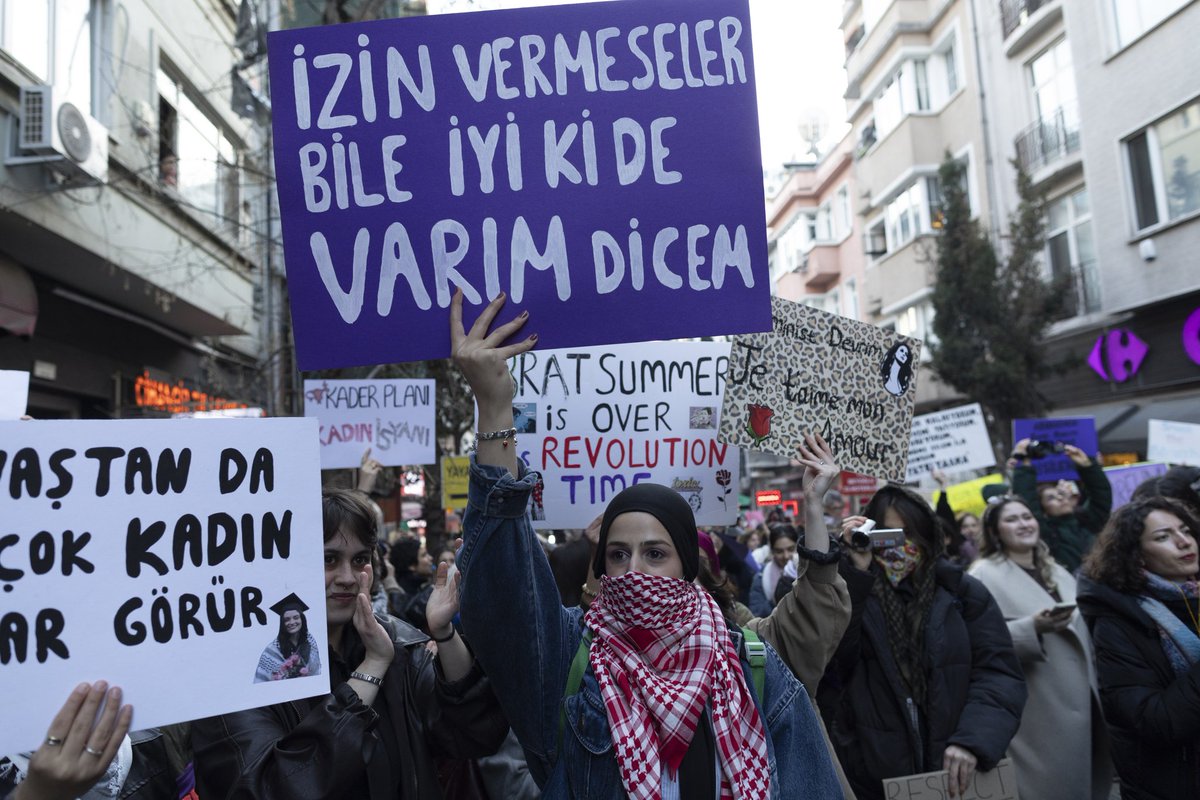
[718,296,921,482]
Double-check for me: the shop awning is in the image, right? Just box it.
[0,256,37,336]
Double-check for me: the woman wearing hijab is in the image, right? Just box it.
[820,484,1026,800]
[1077,497,1200,800]
[968,497,1111,800]
[451,292,840,799]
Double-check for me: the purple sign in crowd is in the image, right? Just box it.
[267,0,771,370]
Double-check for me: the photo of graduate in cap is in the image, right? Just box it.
[253,592,322,683]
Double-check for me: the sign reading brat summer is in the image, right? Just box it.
[0,419,328,754]
[304,378,436,468]
[719,296,921,482]
[509,342,739,529]
[267,0,770,370]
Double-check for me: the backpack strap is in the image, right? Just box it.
[558,628,593,749]
[740,626,766,702]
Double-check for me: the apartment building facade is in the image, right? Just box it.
[0,0,278,418]
[841,0,981,411]
[767,133,867,322]
[977,0,1200,454]
[837,0,1200,452]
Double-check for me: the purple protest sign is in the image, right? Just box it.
[1012,416,1099,481]
[267,0,770,370]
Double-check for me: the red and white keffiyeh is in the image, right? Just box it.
[583,570,770,800]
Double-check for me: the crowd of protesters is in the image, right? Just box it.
[6,295,1200,800]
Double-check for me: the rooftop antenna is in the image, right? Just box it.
[797,109,828,160]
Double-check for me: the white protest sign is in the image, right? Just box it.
[882,758,1019,800]
[906,403,996,482]
[0,419,328,754]
[0,369,30,419]
[304,379,436,468]
[508,342,740,529]
[1148,418,1200,466]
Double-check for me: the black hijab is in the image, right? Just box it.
[591,483,700,582]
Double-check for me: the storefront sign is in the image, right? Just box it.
[130,370,249,416]
[755,490,781,506]
[1087,329,1149,382]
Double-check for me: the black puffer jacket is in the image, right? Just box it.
[820,559,1026,800]
[192,615,507,800]
[1077,575,1200,800]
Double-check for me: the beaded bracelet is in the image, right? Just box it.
[471,427,518,452]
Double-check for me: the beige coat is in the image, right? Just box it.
[969,555,1112,800]
[735,557,856,800]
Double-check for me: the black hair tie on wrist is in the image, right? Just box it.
[431,628,457,643]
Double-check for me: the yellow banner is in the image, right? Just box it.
[933,473,1006,518]
[441,455,471,509]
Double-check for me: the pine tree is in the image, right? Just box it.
[929,155,1067,454]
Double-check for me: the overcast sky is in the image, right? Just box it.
[425,0,850,171]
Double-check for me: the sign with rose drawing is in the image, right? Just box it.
[503,341,740,528]
[718,296,921,482]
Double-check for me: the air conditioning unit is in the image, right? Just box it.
[15,85,109,184]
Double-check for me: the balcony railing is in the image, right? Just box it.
[1000,0,1049,39]
[1014,106,1080,174]
[845,23,866,58]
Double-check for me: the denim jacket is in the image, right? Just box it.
[458,458,842,799]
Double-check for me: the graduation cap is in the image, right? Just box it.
[269,592,310,616]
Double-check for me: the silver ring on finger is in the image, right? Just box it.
[84,745,104,757]
[45,736,63,747]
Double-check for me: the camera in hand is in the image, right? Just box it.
[1023,440,1066,459]
[850,519,906,550]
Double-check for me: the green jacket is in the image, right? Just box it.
[1012,461,1112,573]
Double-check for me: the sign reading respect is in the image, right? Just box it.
[267,0,770,370]
[0,419,327,755]
[508,341,739,529]
[719,296,921,482]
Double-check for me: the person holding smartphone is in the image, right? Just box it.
[819,484,1026,800]
[969,496,1112,800]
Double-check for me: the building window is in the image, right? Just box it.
[158,67,242,236]
[816,202,833,242]
[1111,0,1190,49]
[872,46,959,138]
[1045,187,1100,315]
[894,301,938,354]
[943,41,959,94]
[846,278,860,320]
[913,60,931,111]
[835,185,852,239]
[1125,98,1200,231]
[885,181,934,251]
[0,0,96,112]
[865,218,888,259]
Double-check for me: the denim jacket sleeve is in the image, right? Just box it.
[457,456,579,787]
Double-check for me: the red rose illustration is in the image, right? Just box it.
[745,404,774,447]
